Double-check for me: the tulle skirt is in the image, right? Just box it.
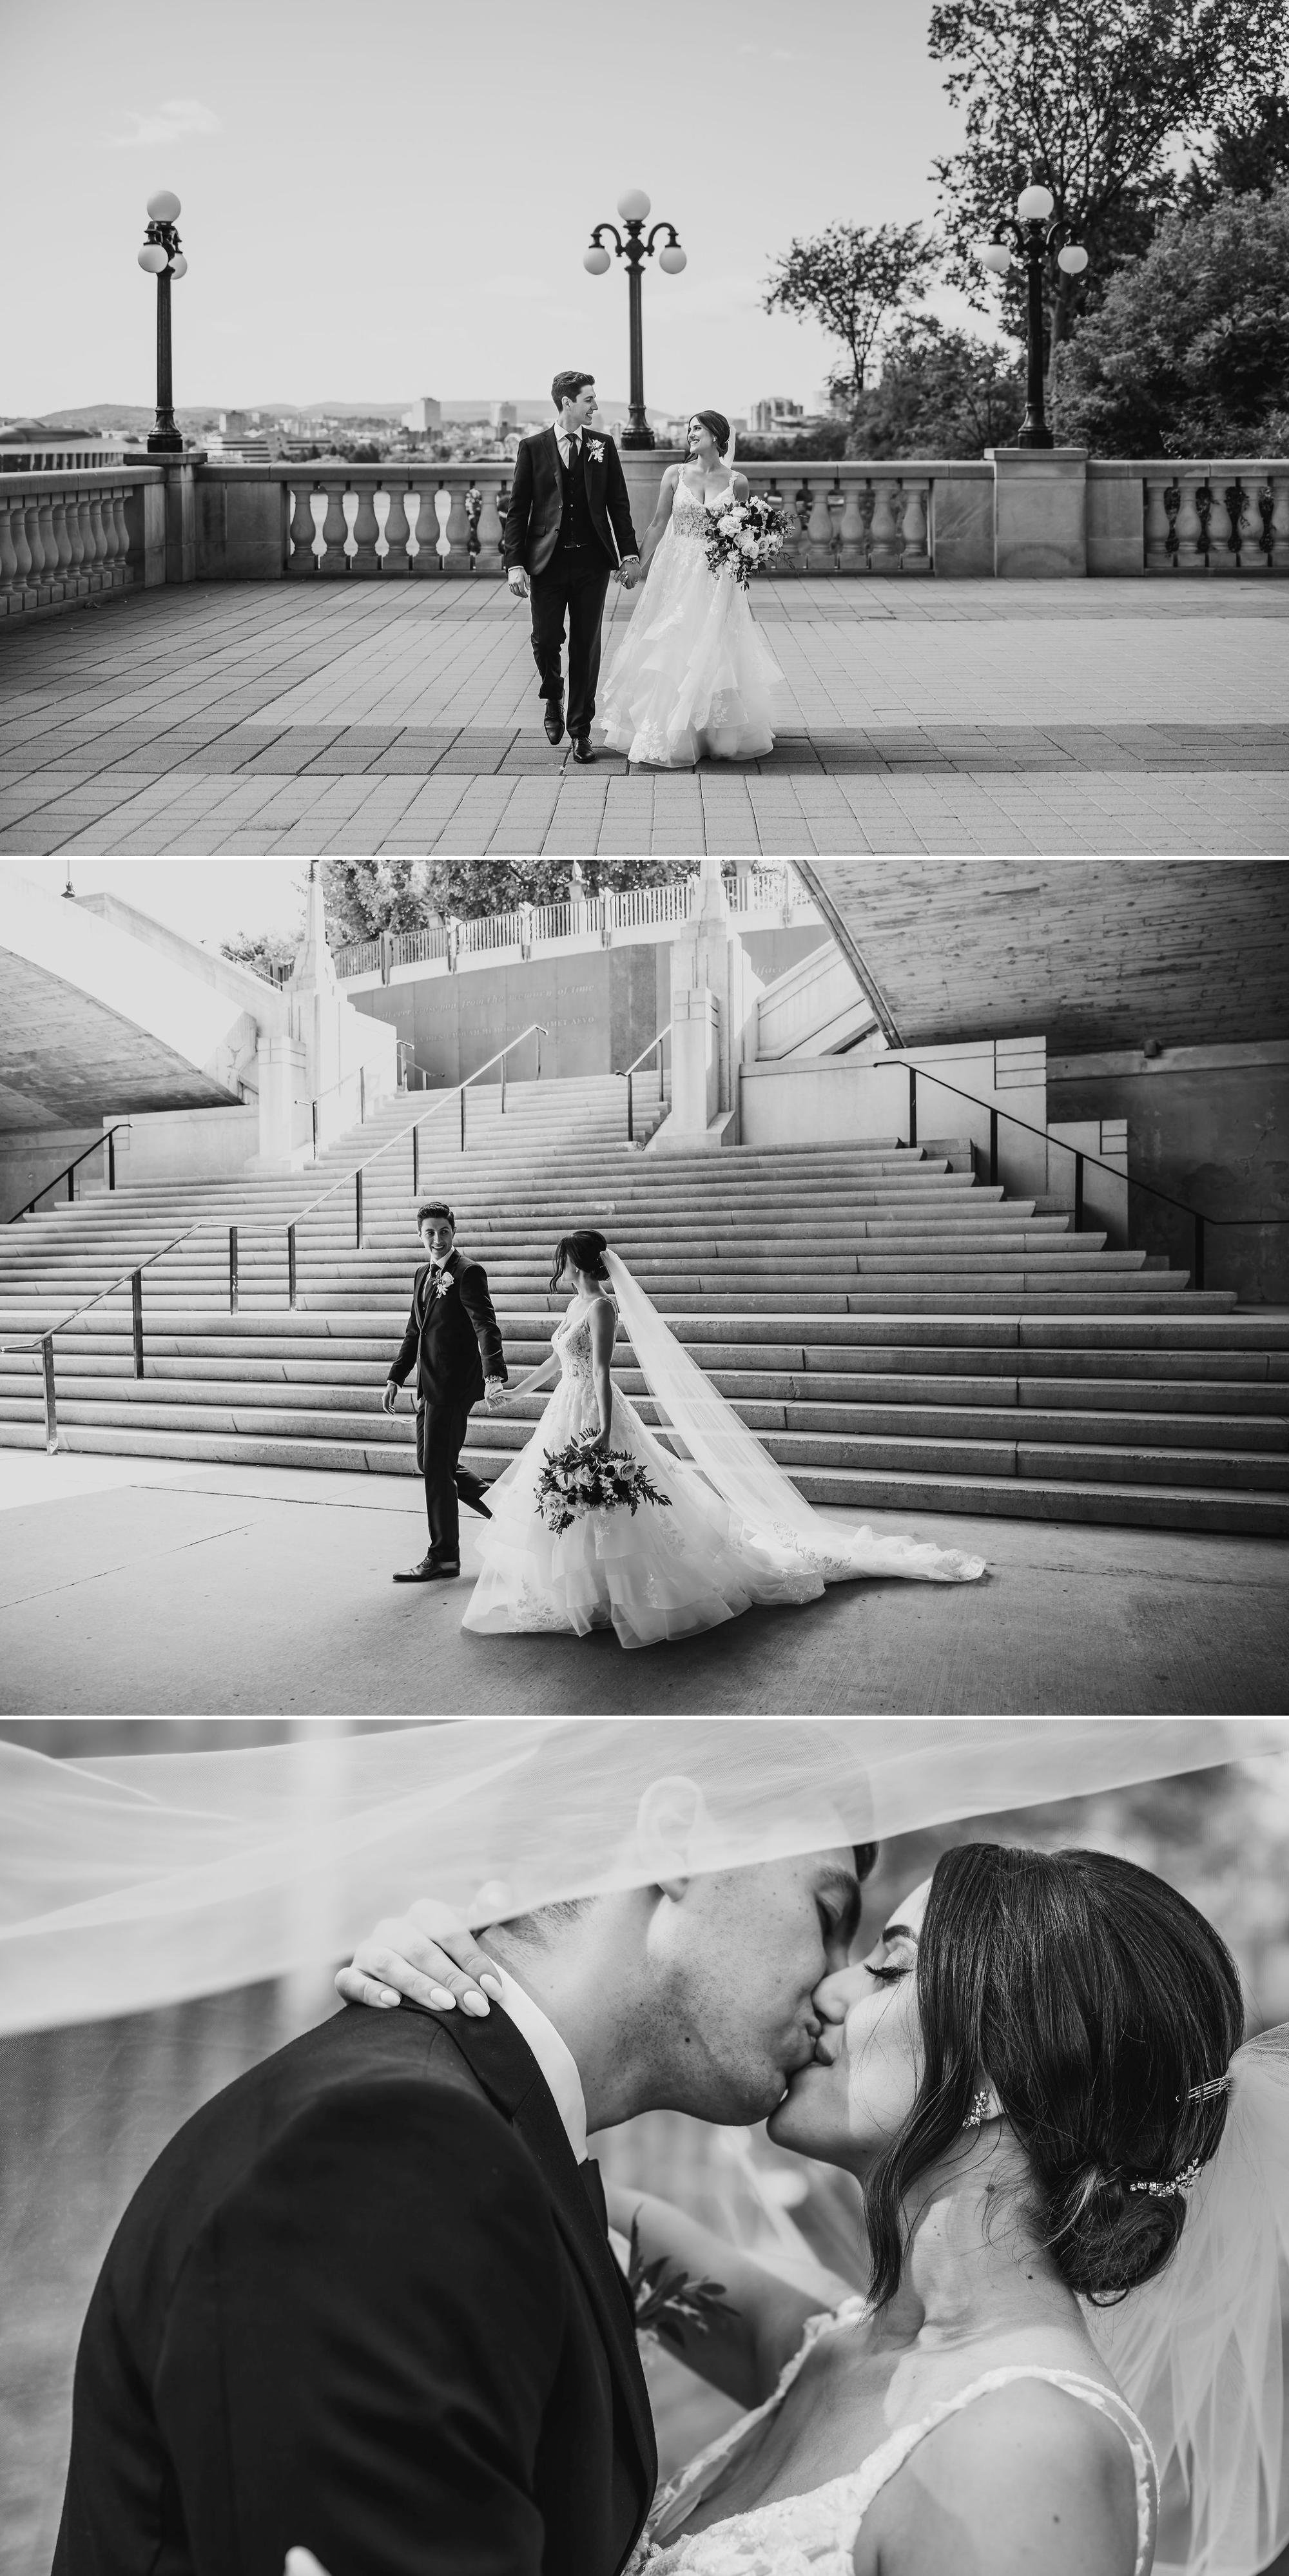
[461,1373,822,1651]
[598,527,786,768]
[462,1372,985,1651]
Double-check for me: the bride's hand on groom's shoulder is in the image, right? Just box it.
[334,1900,504,2019]
[286,2553,331,2576]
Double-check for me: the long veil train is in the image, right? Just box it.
[603,1250,985,1585]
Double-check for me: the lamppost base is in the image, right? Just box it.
[619,427,656,450]
[147,430,186,455]
[1016,421,1056,450]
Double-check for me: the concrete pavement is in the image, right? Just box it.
[2,1448,1284,1716]
[2,577,1286,856]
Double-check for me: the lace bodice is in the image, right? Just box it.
[630,2298,1158,2576]
[670,474,737,546]
[552,1296,616,1388]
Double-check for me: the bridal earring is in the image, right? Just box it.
[962,2089,993,2129]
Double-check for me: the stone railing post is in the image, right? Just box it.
[987,447,1088,577]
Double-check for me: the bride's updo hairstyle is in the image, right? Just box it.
[690,409,732,457]
[864,1843,1244,2311]
[550,1229,612,1290]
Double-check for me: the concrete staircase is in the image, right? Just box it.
[2,1076,1286,1536]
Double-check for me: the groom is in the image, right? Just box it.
[382,1201,507,1583]
[52,1828,869,2576]
[503,371,641,764]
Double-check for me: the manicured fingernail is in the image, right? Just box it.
[379,1989,400,2008]
[480,1973,503,1998]
[462,1991,490,2017]
[429,1986,456,2009]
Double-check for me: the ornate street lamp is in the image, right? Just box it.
[583,189,686,450]
[136,190,189,455]
[978,184,1088,449]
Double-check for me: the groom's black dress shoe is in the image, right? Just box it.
[544,701,566,746]
[393,1555,461,1582]
[572,735,596,764]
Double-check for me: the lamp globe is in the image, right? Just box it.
[583,245,612,275]
[146,189,182,222]
[137,243,168,273]
[1016,182,1055,222]
[657,243,687,273]
[979,242,1011,275]
[1057,242,1089,275]
[616,187,651,222]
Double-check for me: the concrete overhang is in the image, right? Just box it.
[0,876,289,1134]
[794,860,1289,1055]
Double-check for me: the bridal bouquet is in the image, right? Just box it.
[535,1434,672,1536]
[703,493,786,590]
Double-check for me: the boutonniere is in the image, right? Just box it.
[587,440,606,463]
[625,2213,739,2351]
[431,1267,454,1301]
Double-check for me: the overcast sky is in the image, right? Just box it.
[5,0,987,421]
[9,860,312,947]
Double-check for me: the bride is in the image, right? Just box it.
[463,1229,985,1648]
[597,411,787,768]
[341,1839,1279,2576]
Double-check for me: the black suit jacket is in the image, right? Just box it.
[387,1246,507,1409]
[52,1999,657,2576]
[503,428,640,579]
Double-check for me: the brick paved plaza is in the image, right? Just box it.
[3,576,1287,857]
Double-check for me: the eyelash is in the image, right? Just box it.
[866,1963,908,1984]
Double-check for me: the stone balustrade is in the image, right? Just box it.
[331,864,814,985]
[5,450,1288,626]
[0,470,160,619]
[1139,462,1289,572]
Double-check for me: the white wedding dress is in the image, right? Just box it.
[598,474,787,767]
[628,2295,1159,2575]
[461,1277,984,1650]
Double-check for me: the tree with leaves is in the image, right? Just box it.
[849,318,1026,458]
[929,0,1288,411]
[1058,184,1289,456]
[220,927,300,985]
[762,222,939,415]
[318,860,695,949]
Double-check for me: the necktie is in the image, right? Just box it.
[580,2155,608,2236]
[566,433,579,478]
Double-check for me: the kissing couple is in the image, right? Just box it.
[504,370,786,770]
[54,1806,1285,2575]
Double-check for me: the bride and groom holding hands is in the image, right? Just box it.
[378,1205,984,1642]
[504,369,785,770]
[54,1799,1279,2576]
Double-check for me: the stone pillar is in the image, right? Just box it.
[655,860,765,1148]
[987,447,1088,578]
[288,860,344,1147]
[248,1032,307,1171]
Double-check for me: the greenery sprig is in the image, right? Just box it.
[626,2213,740,2352]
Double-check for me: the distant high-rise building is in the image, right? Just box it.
[490,400,518,432]
[748,396,806,436]
[402,396,442,435]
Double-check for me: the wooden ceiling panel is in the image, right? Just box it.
[794,862,1289,1053]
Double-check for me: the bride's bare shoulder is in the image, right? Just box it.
[857,2378,1140,2576]
[732,469,750,500]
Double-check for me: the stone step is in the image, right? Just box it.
[3,1415,1283,1538]
[10,1344,1288,1409]
[5,1370,1281,1457]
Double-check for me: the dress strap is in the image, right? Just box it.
[647,2298,866,2542]
[845,2367,1158,2576]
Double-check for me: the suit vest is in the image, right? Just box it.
[557,438,596,555]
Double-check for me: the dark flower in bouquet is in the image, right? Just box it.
[703,493,786,589]
[535,1433,672,1536]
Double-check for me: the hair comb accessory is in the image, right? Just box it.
[962,2089,992,2130]
[1187,2073,1233,2102]
[1128,2157,1203,2199]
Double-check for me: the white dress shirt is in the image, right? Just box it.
[551,421,638,563]
[494,1966,588,2163]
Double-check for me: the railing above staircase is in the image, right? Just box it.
[8,1123,134,1221]
[621,1024,672,1143]
[898,1060,1289,1293]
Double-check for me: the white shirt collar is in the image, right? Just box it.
[494,1966,588,2163]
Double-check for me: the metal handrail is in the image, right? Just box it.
[898,1058,1289,1292]
[285,1022,548,1305]
[8,1122,134,1221]
[3,1022,550,1449]
[621,1023,672,1144]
